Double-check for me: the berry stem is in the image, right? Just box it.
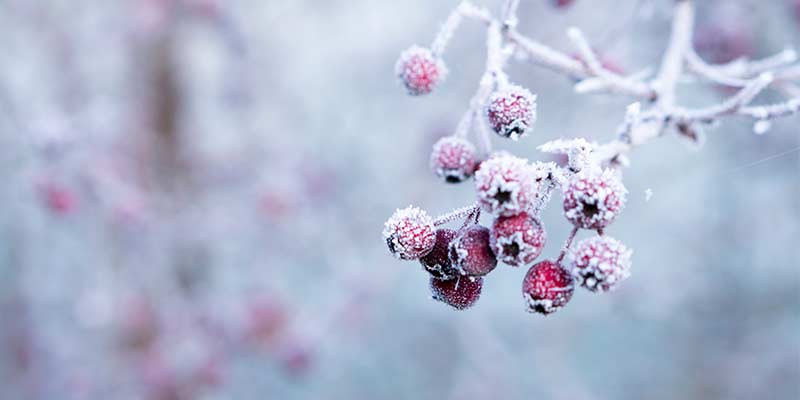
[556,226,579,264]
[430,2,467,57]
[433,204,480,227]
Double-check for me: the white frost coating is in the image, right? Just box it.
[569,235,632,292]
[485,84,537,140]
[563,168,628,229]
[644,188,653,202]
[395,45,448,96]
[382,206,436,260]
[753,120,772,135]
[474,154,534,216]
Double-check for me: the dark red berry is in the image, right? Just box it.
[522,260,574,315]
[490,212,547,267]
[419,229,459,280]
[430,276,482,310]
[449,225,498,277]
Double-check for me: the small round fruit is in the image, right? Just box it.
[570,235,632,292]
[419,228,459,280]
[486,85,537,140]
[430,136,478,183]
[449,225,498,277]
[563,168,627,230]
[490,212,547,267]
[383,206,436,260]
[395,46,447,96]
[430,276,482,310]
[522,260,574,315]
[474,154,535,217]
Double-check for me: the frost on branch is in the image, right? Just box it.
[383,0,797,315]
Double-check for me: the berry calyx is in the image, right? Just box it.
[430,136,478,183]
[430,276,482,310]
[474,154,535,217]
[419,228,459,280]
[522,260,574,315]
[563,168,627,230]
[395,46,447,96]
[449,225,498,277]
[570,235,632,292]
[486,85,537,140]
[490,212,547,267]
[383,206,436,260]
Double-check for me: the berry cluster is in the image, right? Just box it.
[383,7,634,316]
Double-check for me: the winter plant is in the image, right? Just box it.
[383,0,800,314]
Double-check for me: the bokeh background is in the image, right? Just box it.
[0,0,798,399]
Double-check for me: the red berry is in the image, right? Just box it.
[522,260,574,315]
[419,228,459,280]
[490,212,546,267]
[570,236,632,292]
[430,276,482,310]
[474,154,535,217]
[449,225,497,277]
[383,206,436,260]
[395,46,447,96]
[485,85,537,140]
[563,168,627,230]
[430,136,478,183]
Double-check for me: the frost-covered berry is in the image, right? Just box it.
[449,225,497,277]
[474,154,534,217]
[430,276,482,310]
[490,212,546,267]
[430,136,478,183]
[383,206,436,260]
[485,85,537,140]
[522,260,574,315]
[570,236,632,292]
[419,228,459,280]
[395,46,447,96]
[563,168,627,230]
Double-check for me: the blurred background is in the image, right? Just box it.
[0,0,798,399]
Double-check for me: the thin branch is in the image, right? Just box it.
[653,0,694,107]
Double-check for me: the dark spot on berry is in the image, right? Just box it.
[506,126,523,137]
[445,175,462,184]
[581,201,599,219]
[533,304,549,314]
[386,237,397,254]
[503,242,520,258]
[494,190,511,204]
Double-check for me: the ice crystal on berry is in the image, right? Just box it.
[395,46,447,96]
[419,228,459,280]
[449,225,498,277]
[474,154,534,217]
[490,212,546,267]
[430,276,482,310]
[430,136,478,183]
[563,168,627,230]
[570,236,632,292]
[485,85,537,140]
[522,260,574,315]
[383,206,436,260]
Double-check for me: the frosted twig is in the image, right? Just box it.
[434,204,480,226]
[556,226,579,264]
[431,2,468,57]
[501,0,520,29]
[653,0,694,108]
[567,27,654,99]
[674,73,774,122]
[740,98,800,120]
